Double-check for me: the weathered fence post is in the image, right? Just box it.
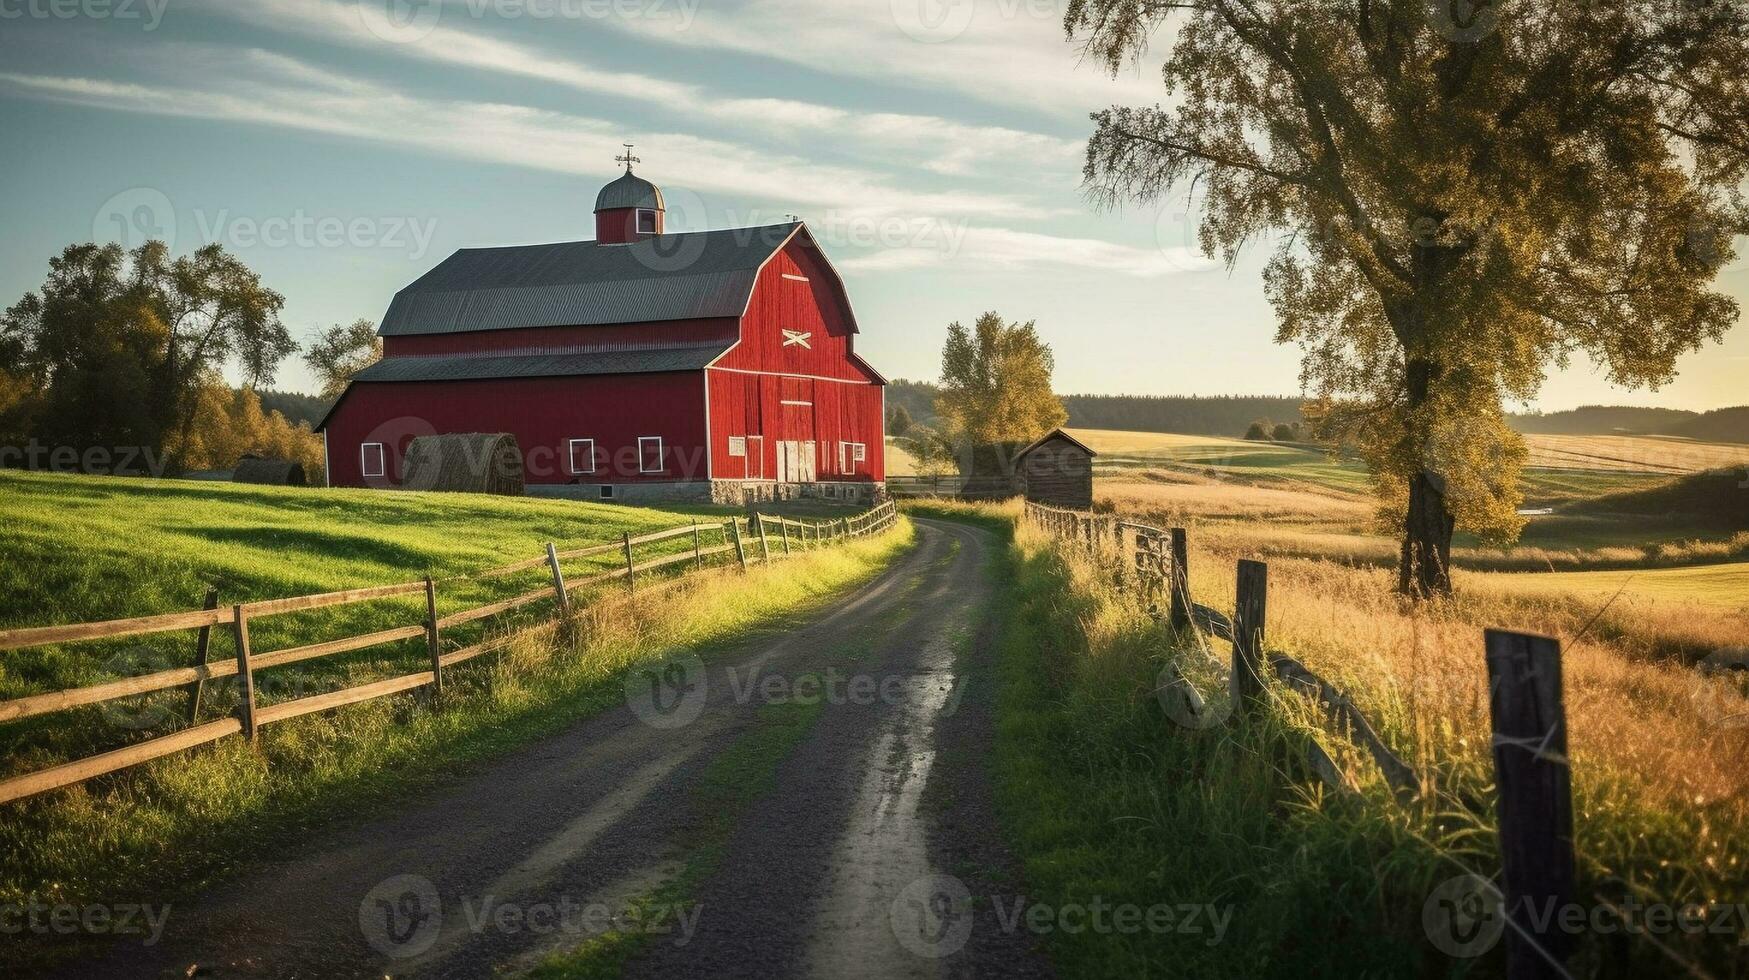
[185,586,220,723]
[546,543,570,615]
[692,519,703,570]
[1169,528,1191,630]
[780,519,792,556]
[1484,630,1576,980]
[622,532,637,593]
[231,604,258,741]
[1231,560,1267,715]
[730,520,748,570]
[756,515,771,562]
[424,575,443,697]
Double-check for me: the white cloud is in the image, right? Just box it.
[195,0,1084,178]
[586,0,1166,118]
[839,224,1211,276]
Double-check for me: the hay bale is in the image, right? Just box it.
[400,433,524,495]
[232,458,306,486]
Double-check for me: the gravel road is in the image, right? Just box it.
[50,518,1052,979]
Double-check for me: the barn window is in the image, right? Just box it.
[636,209,657,234]
[781,273,810,282]
[568,438,596,475]
[600,485,614,499]
[360,442,385,478]
[638,436,665,473]
[840,441,866,472]
[727,436,747,457]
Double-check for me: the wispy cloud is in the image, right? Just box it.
[0,57,1190,276]
[196,0,1084,179]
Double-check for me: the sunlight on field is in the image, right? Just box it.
[1475,561,1749,612]
[1524,433,1749,474]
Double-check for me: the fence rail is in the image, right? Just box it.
[0,501,899,807]
[1024,500,1577,980]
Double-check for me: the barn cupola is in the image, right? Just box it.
[594,144,665,244]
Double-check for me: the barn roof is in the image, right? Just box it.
[312,345,729,430]
[594,171,664,212]
[349,345,728,383]
[1016,428,1098,459]
[379,222,809,337]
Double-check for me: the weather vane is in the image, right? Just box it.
[615,143,640,173]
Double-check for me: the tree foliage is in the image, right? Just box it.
[1068,0,1747,595]
[936,312,1068,452]
[1,241,294,472]
[303,318,382,399]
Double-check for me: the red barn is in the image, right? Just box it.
[317,165,887,504]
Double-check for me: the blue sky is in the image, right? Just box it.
[1,0,1744,410]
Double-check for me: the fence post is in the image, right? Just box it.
[185,586,220,724]
[622,532,636,593]
[1232,560,1267,715]
[546,543,570,615]
[730,520,748,570]
[692,519,703,570]
[780,519,792,556]
[756,515,771,562]
[1169,528,1190,630]
[1484,630,1575,980]
[424,575,443,697]
[232,604,258,741]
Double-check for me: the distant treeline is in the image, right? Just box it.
[1063,394,1306,436]
[257,389,332,428]
[1507,404,1749,443]
[891,378,1748,443]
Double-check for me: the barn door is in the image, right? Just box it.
[746,435,765,480]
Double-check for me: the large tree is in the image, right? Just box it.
[1068,0,1747,596]
[936,312,1068,472]
[2,241,293,472]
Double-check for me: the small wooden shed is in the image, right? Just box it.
[1017,428,1097,509]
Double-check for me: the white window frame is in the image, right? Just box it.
[841,441,866,472]
[727,436,747,458]
[361,442,385,478]
[568,438,596,475]
[781,273,810,282]
[635,209,657,234]
[638,436,665,473]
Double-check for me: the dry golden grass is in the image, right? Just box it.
[1524,433,1749,474]
[1022,518,1749,925]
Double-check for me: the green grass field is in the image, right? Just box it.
[0,470,913,957]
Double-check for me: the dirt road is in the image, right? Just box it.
[54,518,1052,979]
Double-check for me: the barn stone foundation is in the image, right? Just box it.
[526,481,885,507]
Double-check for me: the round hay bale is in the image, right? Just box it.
[232,458,307,486]
[400,433,524,495]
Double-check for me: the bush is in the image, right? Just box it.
[1243,420,1272,440]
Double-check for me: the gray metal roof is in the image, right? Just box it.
[594,171,664,212]
[379,223,801,336]
[349,346,729,383]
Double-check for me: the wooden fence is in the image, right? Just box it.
[1024,501,1576,980]
[0,501,899,807]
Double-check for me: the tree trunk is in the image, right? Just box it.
[1397,353,1455,599]
[1399,467,1455,597]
